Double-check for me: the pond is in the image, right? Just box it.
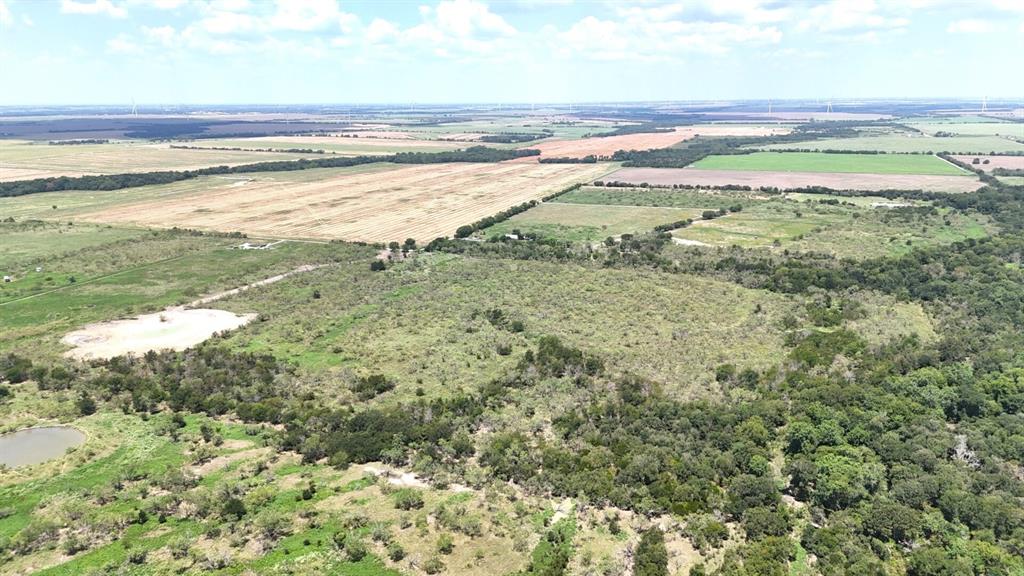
[0,426,86,468]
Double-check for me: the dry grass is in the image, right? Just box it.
[0,141,318,181]
[74,162,615,242]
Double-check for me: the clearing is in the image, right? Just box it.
[484,202,704,242]
[602,166,982,193]
[71,162,614,242]
[689,152,968,175]
[62,308,256,360]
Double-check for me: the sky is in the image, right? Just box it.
[0,0,1022,105]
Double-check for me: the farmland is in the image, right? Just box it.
[904,120,1024,137]
[483,203,704,242]
[62,162,614,242]
[689,151,968,175]
[0,140,321,181]
[951,154,1024,172]
[514,125,792,161]
[760,134,1024,153]
[185,135,470,155]
[601,166,983,193]
[3,100,1024,576]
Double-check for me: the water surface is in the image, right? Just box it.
[0,426,86,467]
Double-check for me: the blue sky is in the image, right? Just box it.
[0,0,1022,105]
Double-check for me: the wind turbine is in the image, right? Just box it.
[130,97,138,117]
[981,95,987,114]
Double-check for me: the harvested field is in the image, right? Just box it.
[602,167,983,193]
[511,129,692,160]
[62,308,256,360]
[0,140,319,181]
[512,125,790,161]
[192,135,467,155]
[952,155,1024,172]
[75,162,614,242]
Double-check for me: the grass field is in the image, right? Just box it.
[0,140,320,181]
[669,201,993,258]
[998,176,1024,186]
[0,231,365,357]
[690,152,967,175]
[603,166,981,193]
[543,185,993,259]
[67,162,615,242]
[905,121,1024,137]
[760,134,1024,154]
[484,203,704,242]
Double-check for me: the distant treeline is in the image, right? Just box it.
[594,122,678,138]
[478,132,549,144]
[993,168,1024,177]
[48,139,110,145]
[447,183,586,239]
[169,144,327,154]
[539,155,599,164]
[0,146,540,198]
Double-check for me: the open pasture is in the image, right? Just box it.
[71,162,614,242]
[602,166,982,193]
[0,140,319,181]
[690,151,967,175]
[670,201,993,258]
[484,202,704,242]
[761,134,1024,154]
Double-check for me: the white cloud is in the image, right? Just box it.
[798,0,908,33]
[106,34,139,53]
[269,0,356,32]
[0,0,12,27]
[992,0,1024,13]
[142,24,177,45]
[552,10,782,61]
[61,0,127,18]
[947,19,993,33]
[365,18,399,43]
[423,0,516,38]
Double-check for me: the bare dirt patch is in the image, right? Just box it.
[61,264,322,360]
[62,308,256,360]
[603,167,982,193]
[952,155,1024,172]
[76,162,613,242]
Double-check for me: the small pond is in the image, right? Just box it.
[0,426,86,468]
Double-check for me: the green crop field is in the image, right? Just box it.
[484,203,703,242]
[760,134,1024,154]
[690,151,967,175]
[905,121,1024,137]
[555,185,763,209]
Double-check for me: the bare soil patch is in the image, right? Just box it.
[952,155,1024,172]
[76,162,613,242]
[62,308,256,360]
[603,167,982,193]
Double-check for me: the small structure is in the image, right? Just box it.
[3,275,11,283]
[236,242,272,250]
[35,267,43,273]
